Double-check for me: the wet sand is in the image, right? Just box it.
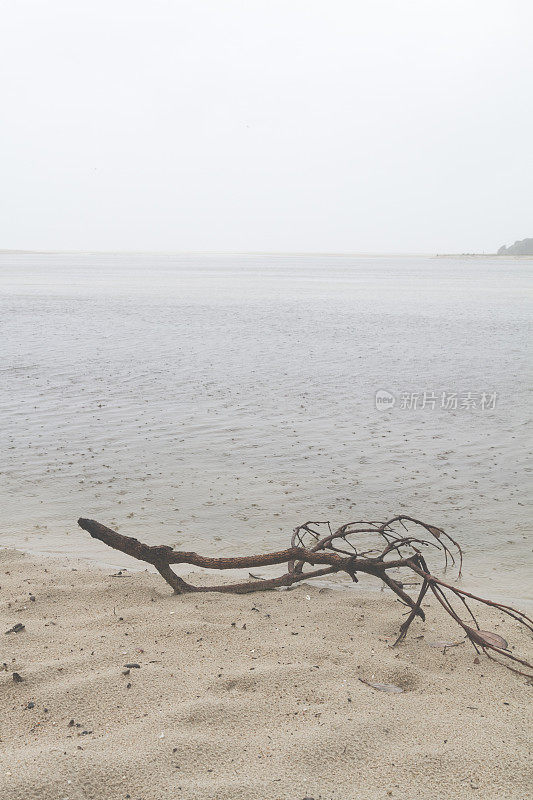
[1,548,531,800]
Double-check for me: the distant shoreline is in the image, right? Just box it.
[436,253,533,258]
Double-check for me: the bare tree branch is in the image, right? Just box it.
[77,515,532,678]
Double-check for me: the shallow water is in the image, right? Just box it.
[0,252,531,604]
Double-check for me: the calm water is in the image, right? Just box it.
[0,252,531,603]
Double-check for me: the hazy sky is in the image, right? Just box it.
[1,0,532,253]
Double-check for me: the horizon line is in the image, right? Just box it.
[0,248,501,257]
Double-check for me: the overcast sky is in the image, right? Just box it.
[1,0,531,253]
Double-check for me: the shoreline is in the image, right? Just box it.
[5,537,532,612]
[1,548,531,800]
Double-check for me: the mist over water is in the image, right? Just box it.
[0,252,530,603]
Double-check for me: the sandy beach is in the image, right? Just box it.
[1,547,531,800]
[3,1,532,797]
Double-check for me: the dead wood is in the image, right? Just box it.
[77,515,532,677]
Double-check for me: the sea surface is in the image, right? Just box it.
[0,252,531,604]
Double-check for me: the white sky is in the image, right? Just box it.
[1,0,532,253]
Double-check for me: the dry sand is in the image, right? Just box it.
[1,548,531,800]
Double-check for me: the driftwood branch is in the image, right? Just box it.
[77,515,532,678]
